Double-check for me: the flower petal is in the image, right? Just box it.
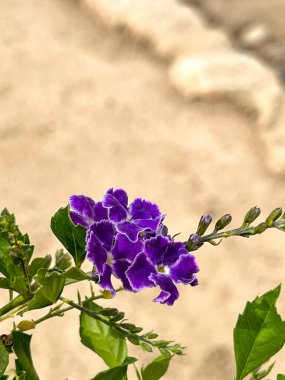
[99,265,115,296]
[69,195,96,226]
[116,221,141,242]
[89,221,116,252]
[112,260,133,291]
[144,235,169,265]
[163,242,186,266]
[170,253,199,284]
[112,234,143,261]
[129,198,161,221]
[103,188,128,222]
[135,217,162,232]
[86,229,107,274]
[93,201,108,222]
[69,211,89,228]
[126,253,156,291]
[149,273,179,306]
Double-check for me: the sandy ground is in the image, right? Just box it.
[186,0,285,78]
[1,0,285,379]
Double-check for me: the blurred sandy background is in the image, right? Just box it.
[1,0,285,379]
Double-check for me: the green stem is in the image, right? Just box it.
[59,295,159,349]
[0,303,28,323]
[200,218,285,244]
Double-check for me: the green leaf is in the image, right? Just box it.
[29,256,51,277]
[234,285,285,380]
[51,206,86,267]
[0,236,27,296]
[59,267,90,282]
[0,341,8,376]
[90,358,136,380]
[12,331,39,380]
[141,355,171,380]
[27,269,65,310]
[277,375,285,380]
[80,301,127,368]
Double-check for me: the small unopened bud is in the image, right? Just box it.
[254,222,268,234]
[17,320,36,331]
[186,233,200,251]
[266,207,282,226]
[196,214,212,236]
[55,249,72,270]
[243,206,261,226]
[214,214,232,231]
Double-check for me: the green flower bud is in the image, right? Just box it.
[254,222,268,234]
[243,206,261,226]
[55,249,72,270]
[266,207,282,226]
[214,214,232,231]
[196,214,212,236]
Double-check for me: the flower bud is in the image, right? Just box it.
[196,214,212,236]
[214,214,232,231]
[253,222,267,234]
[17,320,36,331]
[186,233,200,251]
[265,207,282,226]
[243,206,261,225]
[55,249,72,270]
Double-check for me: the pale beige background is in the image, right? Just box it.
[1,1,285,379]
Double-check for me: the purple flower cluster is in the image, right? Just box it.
[69,189,199,305]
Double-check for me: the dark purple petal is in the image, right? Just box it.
[112,260,133,291]
[144,235,169,265]
[86,230,107,274]
[170,254,199,284]
[69,195,96,226]
[89,221,116,252]
[149,273,179,306]
[126,253,156,291]
[129,198,161,221]
[103,188,128,222]
[93,201,108,222]
[99,264,115,296]
[163,242,186,267]
[135,217,162,232]
[116,221,141,242]
[191,276,199,286]
[112,234,143,261]
[69,211,89,228]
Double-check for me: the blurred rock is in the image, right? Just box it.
[239,23,270,48]
[82,0,230,58]
[169,51,283,127]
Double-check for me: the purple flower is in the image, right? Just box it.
[86,220,143,294]
[69,195,108,228]
[103,188,163,242]
[126,235,199,305]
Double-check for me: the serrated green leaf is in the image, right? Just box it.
[12,332,39,380]
[141,355,171,380]
[59,267,89,282]
[80,301,127,368]
[27,269,65,310]
[0,341,8,376]
[234,285,285,380]
[50,206,86,267]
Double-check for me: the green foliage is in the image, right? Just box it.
[12,331,39,380]
[141,355,171,380]
[234,285,285,380]
[277,375,285,380]
[29,256,51,278]
[250,362,275,379]
[27,269,65,311]
[51,206,86,267]
[80,301,128,368]
[90,358,137,380]
[0,341,8,376]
